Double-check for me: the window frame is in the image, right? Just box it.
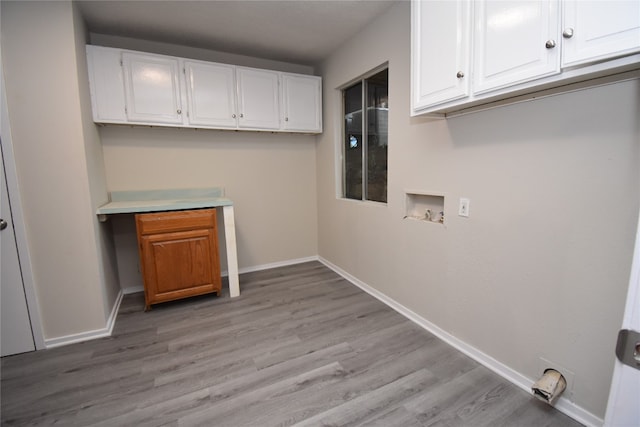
[339,63,389,204]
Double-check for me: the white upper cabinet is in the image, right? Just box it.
[122,52,184,124]
[411,0,471,110]
[473,0,560,93]
[281,73,322,132]
[411,0,640,116]
[184,60,238,128]
[562,0,640,67]
[86,45,322,133]
[236,67,280,130]
[85,45,127,123]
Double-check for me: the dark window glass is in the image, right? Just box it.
[343,69,388,203]
[366,69,388,203]
[344,83,362,200]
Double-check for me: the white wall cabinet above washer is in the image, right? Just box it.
[85,45,322,134]
[562,0,640,68]
[411,0,471,110]
[122,52,184,125]
[411,0,640,116]
[473,0,560,94]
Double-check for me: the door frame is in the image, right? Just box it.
[1,67,45,351]
[604,207,640,425]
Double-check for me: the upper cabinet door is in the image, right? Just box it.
[473,0,560,94]
[281,73,322,133]
[236,67,280,130]
[184,60,238,128]
[122,52,184,124]
[411,0,471,112]
[562,0,640,68]
[86,45,127,123]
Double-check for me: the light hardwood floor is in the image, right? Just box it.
[1,261,582,426]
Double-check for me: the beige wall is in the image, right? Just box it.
[101,128,318,289]
[72,3,121,321]
[94,36,319,289]
[89,33,315,75]
[316,2,639,420]
[1,1,120,339]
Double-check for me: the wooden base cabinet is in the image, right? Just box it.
[136,209,222,311]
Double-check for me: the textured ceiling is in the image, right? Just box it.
[77,0,397,66]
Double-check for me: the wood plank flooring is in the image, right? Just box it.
[1,261,582,426]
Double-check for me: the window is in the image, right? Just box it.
[343,68,388,203]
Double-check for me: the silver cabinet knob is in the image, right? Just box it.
[0,219,7,231]
[545,40,556,49]
[285,117,289,121]
[456,71,464,78]
[240,113,244,118]
[563,28,574,39]
[232,114,236,118]
[177,109,182,114]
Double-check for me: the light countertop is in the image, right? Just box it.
[96,188,232,215]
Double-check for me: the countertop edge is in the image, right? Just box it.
[96,198,233,215]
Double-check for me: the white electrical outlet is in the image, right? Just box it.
[458,198,470,217]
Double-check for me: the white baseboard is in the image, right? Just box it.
[43,257,316,349]
[45,290,124,349]
[222,255,320,276]
[122,285,143,295]
[120,256,320,295]
[318,256,603,427]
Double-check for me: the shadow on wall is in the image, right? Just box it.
[446,81,636,149]
[98,125,315,150]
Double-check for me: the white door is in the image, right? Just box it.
[281,73,322,132]
[604,213,640,426]
[473,0,560,94]
[562,0,640,68]
[411,0,471,111]
[236,67,280,130]
[184,60,238,128]
[0,143,35,357]
[122,52,184,125]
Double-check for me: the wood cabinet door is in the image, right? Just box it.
[236,67,280,130]
[562,0,640,68]
[281,73,322,132]
[122,52,184,124]
[411,0,472,111]
[136,209,221,310]
[184,60,238,128]
[472,0,560,94]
